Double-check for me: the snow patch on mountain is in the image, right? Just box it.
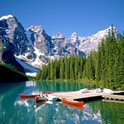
[32,47,46,66]
[0,14,13,20]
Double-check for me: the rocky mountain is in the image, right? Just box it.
[0,14,118,74]
[0,16,25,73]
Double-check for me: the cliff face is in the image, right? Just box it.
[0,15,26,73]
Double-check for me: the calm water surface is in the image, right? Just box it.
[0,81,124,124]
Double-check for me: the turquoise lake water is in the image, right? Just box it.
[0,81,124,124]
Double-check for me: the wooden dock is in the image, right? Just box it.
[103,94,124,101]
[53,90,103,101]
[52,90,124,102]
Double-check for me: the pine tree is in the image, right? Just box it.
[64,56,69,79]
[49,61,54,80]
[69,56,74,79]
[36,69,42,81]
[60,58,65,79]
[74,56,78,80]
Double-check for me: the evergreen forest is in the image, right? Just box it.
[36,29,124,90]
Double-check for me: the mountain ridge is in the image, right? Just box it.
[0,14,118,73]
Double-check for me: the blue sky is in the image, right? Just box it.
[0,0,124,37]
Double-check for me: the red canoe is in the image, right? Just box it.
[19,94,39,99]
[62,102,84,111]
[35,96,47,104]
[62,98,84,106]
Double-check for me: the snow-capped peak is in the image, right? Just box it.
[91,26,117,38]
[0,14,14,21]
[28,25,44,33]
[71,32,78,38]
[107,25,116,30]
[106,25,118,35]
[52,32,65,39]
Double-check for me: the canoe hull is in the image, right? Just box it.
[19,94,39,99]
[62,98,84,106]
[62,102,84,111]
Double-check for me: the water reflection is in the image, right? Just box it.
[36,81,85,93]
[14,99,35,123]
[89,100,124,124]
[83,104,102,123]
[0,81,124,124]
[0,83,24,119]
[35,102,102,124]
[0,81,36,124]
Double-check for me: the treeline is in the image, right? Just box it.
[36,28,124,90]
[36,56,86,81]
[83,30,124,90]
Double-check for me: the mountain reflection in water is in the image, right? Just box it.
[35,101,102,124]
[0,81,124,124]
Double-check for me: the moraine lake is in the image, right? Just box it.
[0,81,124,124]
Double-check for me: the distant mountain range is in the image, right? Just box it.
[0,14,118,74]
